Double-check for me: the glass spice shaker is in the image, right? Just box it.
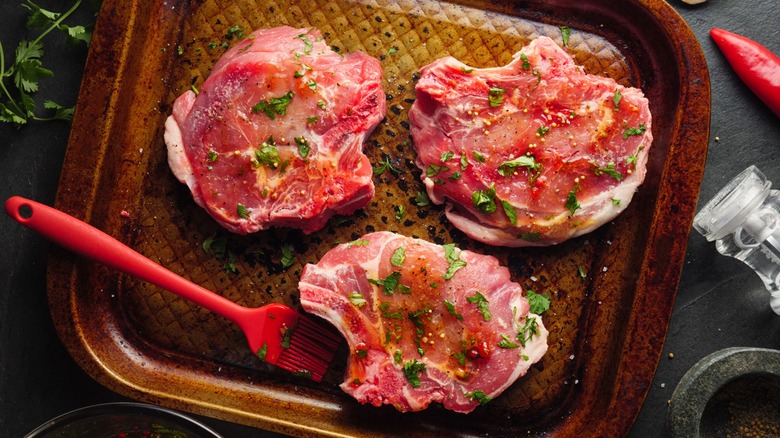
[693,165,780,315]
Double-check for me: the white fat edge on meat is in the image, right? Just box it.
[163,101,205,209]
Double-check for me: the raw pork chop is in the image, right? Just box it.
[164,26,386,234]
[409,36,653,246]
[298,231,548,413]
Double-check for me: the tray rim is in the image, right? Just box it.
[48,0,710,436]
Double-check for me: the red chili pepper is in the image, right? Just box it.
[710,28,780,117]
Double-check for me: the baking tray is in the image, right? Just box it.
[49,0,710,436]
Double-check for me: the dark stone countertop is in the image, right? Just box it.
[1,0,779,436]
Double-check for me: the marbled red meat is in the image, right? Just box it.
[409,36,653,246]
[164,26,386,234]
[298,231,547,413]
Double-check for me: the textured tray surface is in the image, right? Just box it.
[50,0,709,436]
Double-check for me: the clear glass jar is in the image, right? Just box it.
[693,165,780,314]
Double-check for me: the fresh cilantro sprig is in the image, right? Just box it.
[0,0,91,125]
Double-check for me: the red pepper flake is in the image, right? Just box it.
[120,210,130,218]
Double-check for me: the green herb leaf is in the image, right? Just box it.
[501,200,517,225]
[280,243,294,269]
[42,100,73,121]
[472,184,497,214]
[516,316,540,347]
[296,32,313,55]
[426,163,448,177]
[414,191,430,207]
[444,299,464,321]
[252,91,294,119]
[560,26,571,46]
[237,203,250,219]
[467,291,492,321]
[526,289,551,315]
[613,89,622,111]
[226,25,244,40]
[498,335,520,349]
[370,271,403,295]
[294,136,310,158]
[13,39,52,93]
[348,291,367,308]
[348,239,370,248]
[565,185,581,215]
[622,123,646,139]
[442,244,467,280]
[402,359,426,388]
[498,155,541,179]
[465,390,492,405]
[373,155,401,175]
[488,86,505,107]
[626,146,645,167]
[592,162,623,181]
[520,231,541,242]
[520,53,531,70]
[281,326,292,348]
[257,343,268,361]
[379,301,404,319]
[390,246,406,267]
[254,137,282,169]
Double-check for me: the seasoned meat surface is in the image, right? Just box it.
[164,26,386,234]
[409,36,653,246]
[299,231,548,413]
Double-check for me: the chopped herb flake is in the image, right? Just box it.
[465,390,492,405]
[237,204,250,219]
[498,335,520,349]
[255,137,282,169]
[472,184,497,214]
[444,299,464,321]
[501,200,517,225]
[294,136,310,158]
[520,53,531,70]
[488,86,505,107]
[402,359,426,388]
[390,246,406,267]
[414,191,430,207]
[280,244,294,269]
[252,91,294,119]
[370,271,402,295]
[348,291,367,308]
[517,316,540,347]
[565,185,581,215]
[373,155,401,175]
[467,291,492,321]
[592,162,623,181]
[526,289,551,315]
[520,231,541,242]
[443,244,467,280]
[498,155,541,179]
[622,123,646,139]
[560,26,571,46]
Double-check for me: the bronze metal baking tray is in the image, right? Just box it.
[49,0,710,435]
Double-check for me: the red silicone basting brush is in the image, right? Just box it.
[5,196,342,381]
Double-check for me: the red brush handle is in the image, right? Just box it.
[5,196,247,322]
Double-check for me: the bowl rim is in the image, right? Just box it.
[24,401,225,438]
